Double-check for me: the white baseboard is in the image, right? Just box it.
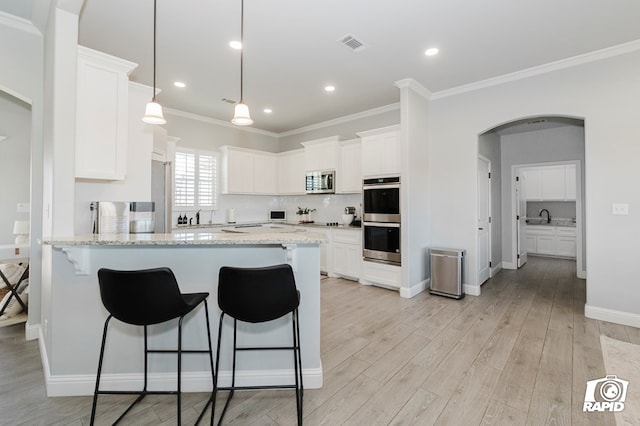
[464,284,480,296]
[490,262,503,277]
[502,261,517,270]
[44,368,322,397]
[585,304,640,328]
[400,278,429,299]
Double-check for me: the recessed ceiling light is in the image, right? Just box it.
[425,47,439,56]
[324,85,335,92]
[263,108,272,114]
[229,40,242,50]
[173,81,186,88]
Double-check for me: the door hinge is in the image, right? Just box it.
[517,254,520,259]
[489,261,492,267]
[516,176,520,181]
[489,217,492,223]
[516,215,520,220]
[488,172,491,179]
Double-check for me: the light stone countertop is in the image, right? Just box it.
[42,230,327,246]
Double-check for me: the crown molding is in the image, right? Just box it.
[432,39,640,100]
[0,10,41,36]
[394,78,432,99]
[279,102,400,138]
[164,108,280,138]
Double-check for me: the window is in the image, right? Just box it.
[174,149,218,208]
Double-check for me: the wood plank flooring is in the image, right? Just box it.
[0,257,633,425]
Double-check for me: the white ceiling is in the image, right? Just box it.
[3,0,640,134]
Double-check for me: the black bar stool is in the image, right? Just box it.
[90,267,215,425]
[205,264,303,425]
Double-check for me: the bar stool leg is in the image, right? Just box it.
[90,315,113,425]
[177,316,185,425]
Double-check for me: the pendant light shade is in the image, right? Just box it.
[142,0,166,125]
[231,0,252,126]
[232,102,253,125]
[143,101,166,124]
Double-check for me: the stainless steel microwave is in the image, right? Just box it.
[305,170,335,194]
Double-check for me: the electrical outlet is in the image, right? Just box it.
[612,203,629,215]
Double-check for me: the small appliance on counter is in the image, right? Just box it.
[227,208,236,224]
[269,210,286,222]
[341,206,356,225]
[91,201,155,234]
[129,202,155,234]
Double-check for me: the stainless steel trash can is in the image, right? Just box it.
[429,248,465,299]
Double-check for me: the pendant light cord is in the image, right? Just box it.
[239,0,244,103]
[152,0,158,102]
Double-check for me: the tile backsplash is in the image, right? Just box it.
[526,201,576,220]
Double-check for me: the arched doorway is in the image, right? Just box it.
[478,116,586,284]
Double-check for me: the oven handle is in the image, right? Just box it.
[363,222,400,228]
[363,184,400,190]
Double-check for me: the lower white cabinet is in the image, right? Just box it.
[361,260,401,289]
[331,229,361,280]
[526,225,576,258]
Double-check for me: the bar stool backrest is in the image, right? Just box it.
[97,267,190,326]
[218,264,299,323]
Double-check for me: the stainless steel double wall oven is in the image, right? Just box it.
[362,176,401,265]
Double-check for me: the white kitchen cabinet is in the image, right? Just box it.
[521,164,577,201]
[525,225,576,258]
[301,136,340,172]
[278,149,305,195]
[361,260,401,289]
[75,46,136,180]
[331,229,362,280]
[220,146,277,194]
[336,139,362,193]
[358,125,401,177]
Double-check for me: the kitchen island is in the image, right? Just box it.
[40,230,325,396]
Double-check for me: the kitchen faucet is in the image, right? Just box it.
[539,208,551,223]
[196,209,201,225]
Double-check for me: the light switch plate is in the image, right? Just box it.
[612,203,629,215]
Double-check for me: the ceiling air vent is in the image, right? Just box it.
[337,34,367,53]
[221,98,237,104]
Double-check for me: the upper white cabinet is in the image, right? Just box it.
[301,136,340,172]
[521,164,577,201]
[75,46,137,180]
[357,125,401,177]
[220,146,277,195]
[278,149,306,195]
[336,139,362,193]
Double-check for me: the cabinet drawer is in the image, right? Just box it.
[526,226,555,235]
[332,229,361,244]
[557,227,576,236]
[361,260,401,289]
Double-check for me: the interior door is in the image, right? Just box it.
[477,157,491,285]
[516,171,528,268]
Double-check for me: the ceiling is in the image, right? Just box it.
[3,0,640,134]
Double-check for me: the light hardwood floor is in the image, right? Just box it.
[0,257,634,425]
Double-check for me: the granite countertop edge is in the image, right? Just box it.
[42,232,327,246]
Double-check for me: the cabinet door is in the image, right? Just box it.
[337,141,362,193]
[346,244,362,278]
[253,154,277,194]
[303,138,338,171]
[564,164,577,200]
[556,237,576,258]
[521,168,542,200]
[75,49,134,180]
[333,242,349,276]
[524,234,537,253]
[222,149,254,194]
[541,165,565,200]
[278,150,305,194]
[361,131,400,177]
[536,236,555,255]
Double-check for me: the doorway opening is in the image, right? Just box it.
[477,116,585,284]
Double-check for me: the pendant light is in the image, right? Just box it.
[231,0,253,126]
[142,0,166,125]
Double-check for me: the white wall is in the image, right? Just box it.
[0,92,31,244]
[428,50,640,324]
